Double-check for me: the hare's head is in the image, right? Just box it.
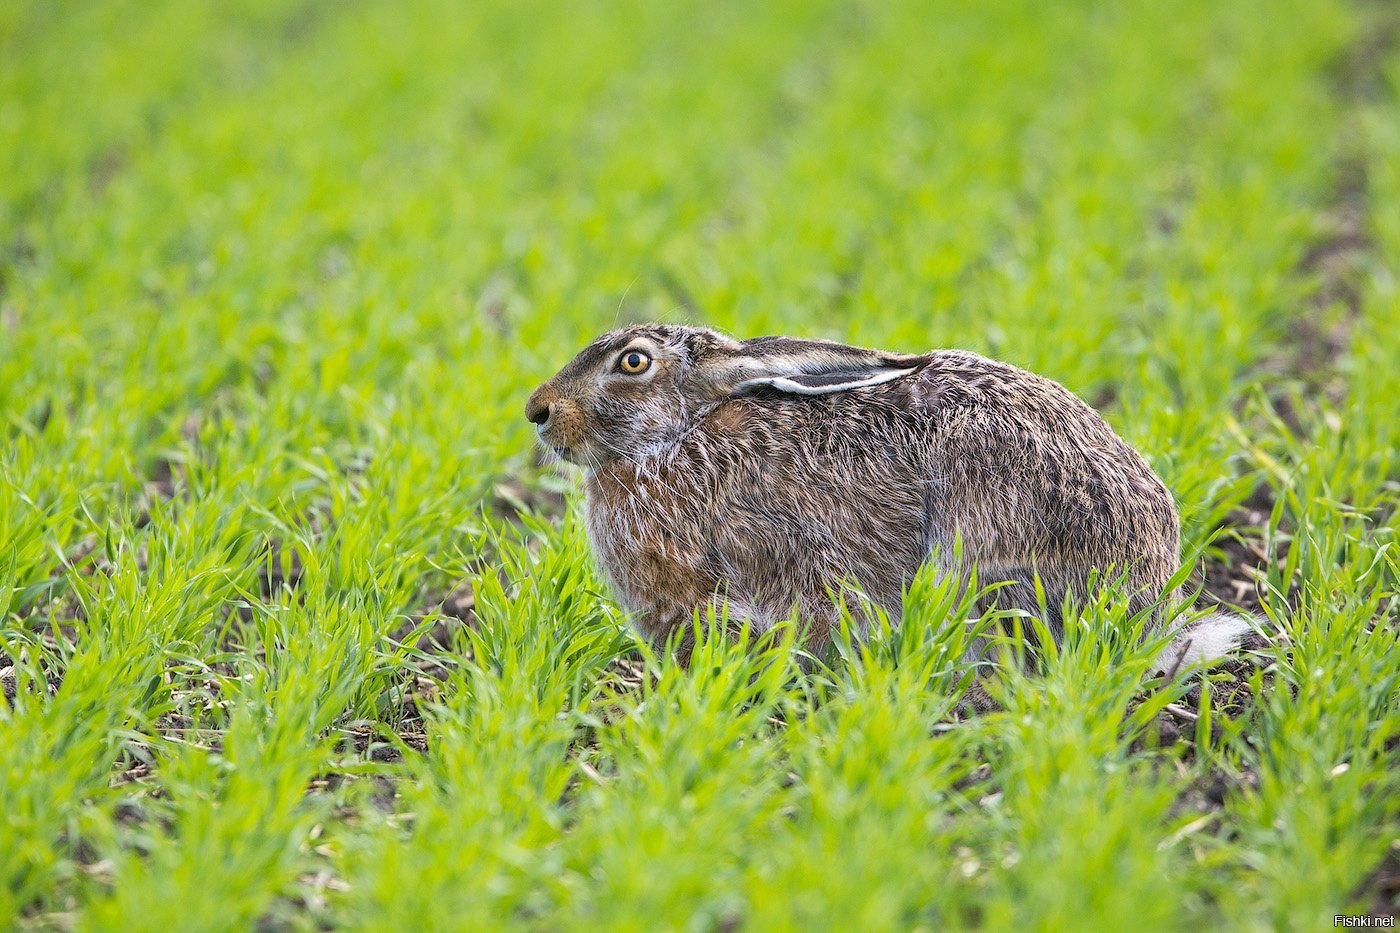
[525,324,918,467]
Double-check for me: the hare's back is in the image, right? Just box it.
[913,350,1179,574]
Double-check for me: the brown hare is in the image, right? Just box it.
[525,323,1250,673]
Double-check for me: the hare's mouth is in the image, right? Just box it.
[536,424,615,468]
[533,423,577,464]
[542,439,616,470]
[540,439,582,466]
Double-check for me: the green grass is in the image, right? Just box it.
[2,0,1398,927]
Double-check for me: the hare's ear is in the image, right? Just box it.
[699,336,918,398]
[737,366,915,395]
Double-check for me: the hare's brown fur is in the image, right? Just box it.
[527,324,1207,661]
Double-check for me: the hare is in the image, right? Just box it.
[525,323,1250,673]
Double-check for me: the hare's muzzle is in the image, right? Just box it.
[524,381,561,428]
[525,396,552,426]
[525,385,581,461]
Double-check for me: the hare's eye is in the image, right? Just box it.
[617,350,652,375]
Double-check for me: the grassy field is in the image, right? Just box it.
[2,0,1398,928]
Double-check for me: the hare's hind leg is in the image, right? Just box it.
[956,564,1074,711]
[977,567,1069,648]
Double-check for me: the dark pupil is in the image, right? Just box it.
[626,353,642,369]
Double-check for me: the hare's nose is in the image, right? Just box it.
[525,397,553,426]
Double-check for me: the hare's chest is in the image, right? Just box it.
[583,470,716,613]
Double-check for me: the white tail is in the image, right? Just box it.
[1153,612,1257,676]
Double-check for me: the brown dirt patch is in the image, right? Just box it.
[1364,846,1400,918]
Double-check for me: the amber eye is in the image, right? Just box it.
[617,350,652,374]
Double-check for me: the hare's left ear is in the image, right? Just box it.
[737,364,915,395]
[695,335,919,398]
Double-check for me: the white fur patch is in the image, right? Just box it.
[739,367,915,396]
[1154,612,1255,674]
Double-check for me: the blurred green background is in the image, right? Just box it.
[2,0,1398,927]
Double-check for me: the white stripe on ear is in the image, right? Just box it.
[737,367,915,396]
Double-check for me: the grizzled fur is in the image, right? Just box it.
[526,324,1245,667]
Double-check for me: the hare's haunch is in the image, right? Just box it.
[526,324,1248,669]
